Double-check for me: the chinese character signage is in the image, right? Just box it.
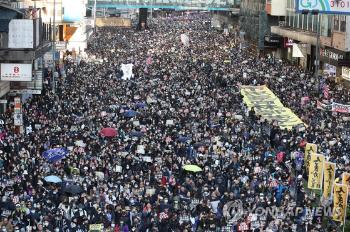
[342,172,350,192]
[333,184,348,223]
[323,162,336,199]
[307,153,324,190]
[0,63,32,82]
[305,143,317,171]
[297,0,350,14]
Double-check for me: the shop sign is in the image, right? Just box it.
[284,38,293,48]
[320,48,344,61]
[342,66,350,80]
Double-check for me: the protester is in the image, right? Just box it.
[0,13,348,232]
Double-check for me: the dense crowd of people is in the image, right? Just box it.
[0,13,349,232]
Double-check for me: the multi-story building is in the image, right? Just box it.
[271,0,350,81]
[11,0,92,54]
[0,2,52,115]
[239,0,286,54]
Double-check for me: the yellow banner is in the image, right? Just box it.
[308,154,324,190]
[333,184,348,223]
[240,85,304,130]
[323,162,336,199]
[305,143,317,171]
[342,173,350,193]
[89,224,103,232]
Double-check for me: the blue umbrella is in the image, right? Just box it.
[44,175,62,183]
[124,110,138,118]
[42,148,69,163]
[177,136,191,143]
[136,102,147,109]
[129,131,144,138]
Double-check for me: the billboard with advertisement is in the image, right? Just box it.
[296,0,350,14]
[8,19,34,49]
[0,63,32,82]
[284,38,293,48]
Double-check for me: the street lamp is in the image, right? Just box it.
[301,9,321,80]
[52,0,56,93]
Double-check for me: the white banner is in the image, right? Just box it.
[14,113,23,126]
[8,19,34,49]
[1,63,32,81]
[180,34,189,46]
[292,43,304,58]
[121,63,134,80]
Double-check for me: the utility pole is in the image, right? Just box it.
[315,13,321,80]
[93,0,97,32]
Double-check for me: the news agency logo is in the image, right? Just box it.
[223,200,340,221]
[223,200,244,221]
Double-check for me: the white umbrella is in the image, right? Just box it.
[95,171,104,180]
[75,140,86,148]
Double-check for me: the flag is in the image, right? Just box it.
[323,162,336,199]
[323,84,330,99]
[333,184,348,223]
[305,143,317,172]
[146,56,153,65]
[42,148,69,163]
[307,153,324,190]
[317,100,326,110]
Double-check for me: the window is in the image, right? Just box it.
[312,15,318,32]
[303,14,308,30]
[308,13,312,32]
[340,16,346,32]
[334,15,340,31]
[321,15,332,37]
[328,15,333,36]
[294,13,298,28]
[299,14,303,29]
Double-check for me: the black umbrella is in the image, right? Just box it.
[63,185,83,195]
[193,142,209,148]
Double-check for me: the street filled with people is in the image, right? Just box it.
[0,13,349,232]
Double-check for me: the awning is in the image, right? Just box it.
[292,43,304,58]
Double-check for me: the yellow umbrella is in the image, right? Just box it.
[183,164,202,172]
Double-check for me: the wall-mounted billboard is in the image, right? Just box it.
[296,0,350,14]
[8,19,34,49]
[1,63,32,82]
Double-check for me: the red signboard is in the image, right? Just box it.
[284,37,293,48]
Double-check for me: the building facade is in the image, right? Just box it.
[271,0,350,81]
[239,0,286,53]
[11,0,92,54]
[0,2,53,133]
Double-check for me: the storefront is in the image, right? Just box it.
[320,47,350,79]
